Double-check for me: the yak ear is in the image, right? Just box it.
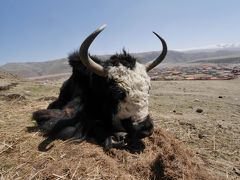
[79,24,108,77]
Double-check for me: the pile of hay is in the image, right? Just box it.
[0,128,215,179]
[148,129,212,179]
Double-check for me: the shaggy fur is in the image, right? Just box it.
[33,50,154,149]
[108,62,151,123]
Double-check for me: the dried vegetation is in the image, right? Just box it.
[0,73,239,179]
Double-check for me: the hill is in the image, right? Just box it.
[0,70,20,91]
[190,56,240,64]
[1,48,240,78]
[0,70,19,80]
[0,58,69,78]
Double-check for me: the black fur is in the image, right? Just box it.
[33,50,153,150]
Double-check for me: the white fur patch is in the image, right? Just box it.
[108,62,151,123]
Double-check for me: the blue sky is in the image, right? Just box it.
[0,0,240,65]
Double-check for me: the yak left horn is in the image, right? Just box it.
[79,24,108,77]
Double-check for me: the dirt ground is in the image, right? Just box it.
[150,79,240,179]
[0,76,239,179]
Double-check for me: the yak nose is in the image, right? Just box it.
[130,115,154,139]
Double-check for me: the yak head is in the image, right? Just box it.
[79,24,167,124]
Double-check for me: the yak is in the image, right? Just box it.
[33,24,167,150]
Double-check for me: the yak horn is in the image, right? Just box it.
[79,24,108,77]
[145,32,167,72]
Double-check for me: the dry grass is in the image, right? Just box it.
[0,75,239,179]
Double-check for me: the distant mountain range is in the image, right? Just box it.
[1,45,240,78]
[175,43,240,52]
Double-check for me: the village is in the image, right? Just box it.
[149,64,240,80]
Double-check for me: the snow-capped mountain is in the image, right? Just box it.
[175,43,240,52]
[215,43,240,49]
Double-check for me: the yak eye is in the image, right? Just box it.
[112,86,126,101]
